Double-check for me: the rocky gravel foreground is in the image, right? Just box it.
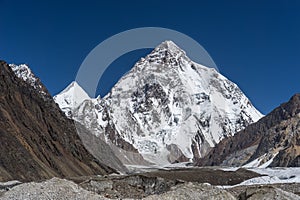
[144,182,236,200]
[0,178,237,200]
[1,176,300,200]
[0,178,104,200]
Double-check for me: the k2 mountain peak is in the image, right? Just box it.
[54,40,263,166]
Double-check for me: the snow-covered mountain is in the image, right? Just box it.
[54,41,263,166]
[54,81,90,118]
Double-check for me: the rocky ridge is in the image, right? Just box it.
[196,94,300,167]
[0,60,124,182]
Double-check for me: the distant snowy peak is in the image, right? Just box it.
[9,64,50,97]
[53,81,90,118]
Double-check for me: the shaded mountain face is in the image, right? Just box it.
[196,94,300,167]
[0,61,122,182]
[55,41,263,166]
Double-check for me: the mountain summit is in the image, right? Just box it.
[155,40,186,56]
[55,41,263,166]
[54,81,90,118]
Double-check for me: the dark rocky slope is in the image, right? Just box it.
[0,60,120,182]
[196,94,300,167]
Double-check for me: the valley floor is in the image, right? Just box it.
[0,167,299,199]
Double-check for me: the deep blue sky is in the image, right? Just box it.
[1,0,299,114]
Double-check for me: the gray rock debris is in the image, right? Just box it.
[0,178,106,200]
[144,182,236,200]
[238,186,300,200]
[2,177,299,200]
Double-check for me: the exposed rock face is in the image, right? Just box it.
[196,94,300,167]
[0,60,120,182]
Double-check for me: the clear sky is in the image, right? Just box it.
[0,0,299,114]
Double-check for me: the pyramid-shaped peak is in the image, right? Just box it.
[61,81,77,93]
[59,81,90,98]
[54,81,90,116]
[159,40,179,48]
[136,40,193,69]
[155,40,186,54]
